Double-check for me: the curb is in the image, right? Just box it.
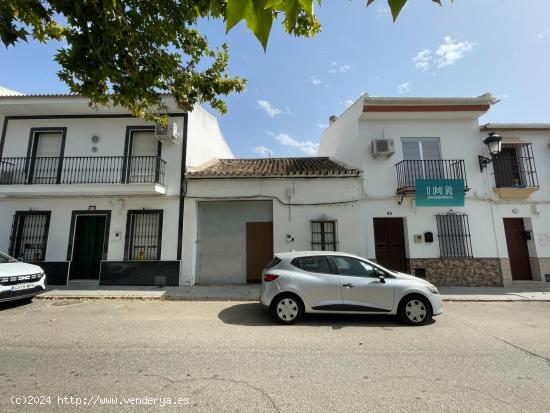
[35,295,550,302]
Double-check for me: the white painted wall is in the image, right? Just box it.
[0,197,180,262]
[181,177,366,285]
[318,106,550,263]
[186,106,234,167]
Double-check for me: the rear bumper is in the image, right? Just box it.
[0,275,46,303]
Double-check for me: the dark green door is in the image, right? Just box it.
[70,216,106,279]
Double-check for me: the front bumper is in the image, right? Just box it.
[0,275,46,303]
[431,294,444,316]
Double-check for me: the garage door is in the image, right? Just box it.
[197,201,273,284]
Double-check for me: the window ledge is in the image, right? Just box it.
[493,187,539,199]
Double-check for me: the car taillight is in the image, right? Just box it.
[263,274,279,282]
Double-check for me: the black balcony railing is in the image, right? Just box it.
[396,159,468,193]
[0,156,166,186]
[490,144,538,188]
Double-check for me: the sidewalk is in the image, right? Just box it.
[37,284,550,302]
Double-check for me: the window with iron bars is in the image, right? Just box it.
[435,213,473,258]
[9,211,51,262]
[124,210,163,261]
[311,221,338,251]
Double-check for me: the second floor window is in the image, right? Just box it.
[492,143,538,188]
[9,211,51,262]
[311,221,337,251]
[124,210,163,260]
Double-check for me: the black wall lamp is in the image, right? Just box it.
[478,132,503,172]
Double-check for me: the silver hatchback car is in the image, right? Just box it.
[260,251,443,326]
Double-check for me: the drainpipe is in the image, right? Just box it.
[176,113,189,261]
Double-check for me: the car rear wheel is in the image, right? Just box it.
[398,295,432,326]
[270,294,304,325]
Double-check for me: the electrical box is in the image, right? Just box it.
[424,232,434,243]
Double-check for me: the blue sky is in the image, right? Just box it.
[1,0,550,158]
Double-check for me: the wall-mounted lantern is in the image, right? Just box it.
[478,132,503,171]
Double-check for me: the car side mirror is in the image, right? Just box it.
[377,272,386,283]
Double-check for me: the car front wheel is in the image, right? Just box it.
[398,295,432,326]
[270,294,304,325]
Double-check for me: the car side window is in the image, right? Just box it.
[292,256,332,274]
[333,256,377,278]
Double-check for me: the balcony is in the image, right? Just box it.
[396,159,468,195]
[489,143,539,199]
[0,156,166,197]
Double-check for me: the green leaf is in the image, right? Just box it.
[225,0,252,33]
[387,0,407,21]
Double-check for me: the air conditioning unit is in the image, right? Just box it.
[371,139,395,158]
[155,122,178,144]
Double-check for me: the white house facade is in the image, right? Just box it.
[318,94,550,287]
[1,92,548,287]
[0,94,232,286]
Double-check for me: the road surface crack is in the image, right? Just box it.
[144,373,280,412]
[494,337,550,365]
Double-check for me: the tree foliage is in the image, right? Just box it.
[0,1,449,123]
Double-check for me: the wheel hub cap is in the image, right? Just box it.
[277,299,298,321]
[406,299,427,322]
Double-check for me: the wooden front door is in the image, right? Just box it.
[503,218,532,280]
[373,218,407,272]
[70,216,106,279]
[246,222,273,283]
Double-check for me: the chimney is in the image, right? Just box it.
[329,115,337,124]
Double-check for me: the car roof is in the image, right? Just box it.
[274,251,363,260]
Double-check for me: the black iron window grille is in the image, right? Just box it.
[9,211,51,262]
[311,220,337,251]
[436,213,473,258]
[124,210,163,261]
[491,143,538,188]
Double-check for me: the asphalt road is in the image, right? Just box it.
[1,299,549,412]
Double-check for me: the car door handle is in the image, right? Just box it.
[342,283,354,288]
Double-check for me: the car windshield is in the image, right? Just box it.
[0,251,17,264]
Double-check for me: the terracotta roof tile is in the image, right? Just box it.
[188,157,362,178]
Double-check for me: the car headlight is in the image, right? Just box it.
[427,285,439,295]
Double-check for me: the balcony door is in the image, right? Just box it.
[401,138,442,187]
[27,129,66,184]
[126,129,161,183]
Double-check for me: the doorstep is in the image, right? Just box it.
[36,285,550,302]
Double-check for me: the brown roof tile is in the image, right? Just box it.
[188,157,362,178]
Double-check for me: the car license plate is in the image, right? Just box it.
[11,283,34,292]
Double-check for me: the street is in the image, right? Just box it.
[1,299,549,412]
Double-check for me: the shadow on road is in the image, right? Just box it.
[218,303,434,329]
[0,297,33,311]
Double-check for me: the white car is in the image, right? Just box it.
[0,251,46,303]
[260,251,443,325]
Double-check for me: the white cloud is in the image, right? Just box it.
[413,49,432,71]
[257,99,282,118]
[316,123,328,129]
[398,81,412,94]
[376,6,390,18]
[435,36,475,68]
[252,145,273,157]
[328,61,352,74]
[275,133,319,156]
[310,75,322,86]
[536,28,550,40]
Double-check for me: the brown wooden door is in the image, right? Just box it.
[246,222,273,283]
[373,218,407,272]
[503,218,532,280]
